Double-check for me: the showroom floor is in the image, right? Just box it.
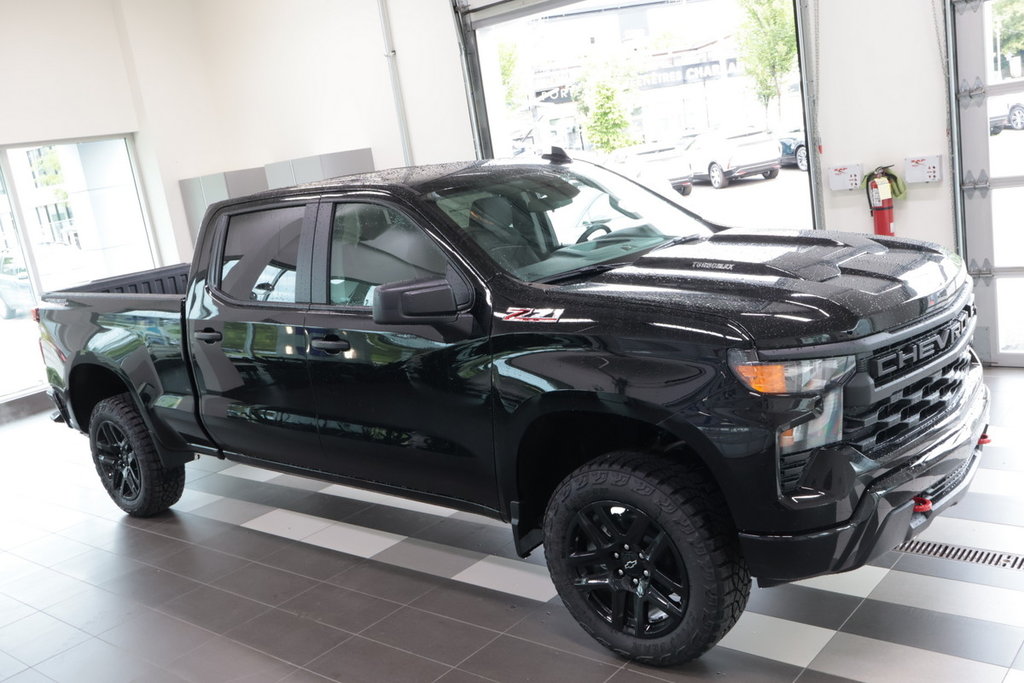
[0,370,1021,683]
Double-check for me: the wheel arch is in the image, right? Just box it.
[508,399,734,557]
[67,360,194,468]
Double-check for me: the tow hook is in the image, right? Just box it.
[913,496,933,513]
[978,433,991,445]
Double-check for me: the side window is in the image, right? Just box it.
[329,203,447,307]
[220,206,305,303]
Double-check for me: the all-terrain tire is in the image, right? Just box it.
[89,393,185,516]
[543,451,750,666]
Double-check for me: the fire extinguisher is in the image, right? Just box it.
[863,166,906,237]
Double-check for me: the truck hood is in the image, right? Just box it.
[565,229,968,348]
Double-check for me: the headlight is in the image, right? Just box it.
[728,350,855,455]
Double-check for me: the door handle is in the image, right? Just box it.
[310,337,351,353]
[193,329,223,343]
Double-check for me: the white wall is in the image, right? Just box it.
[0,0,475,264]
[807,0,955,249]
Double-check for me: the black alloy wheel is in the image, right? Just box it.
[567,501,689,639]
[89,394,185,516]
[94,420,144,504]
[544,452,750,666]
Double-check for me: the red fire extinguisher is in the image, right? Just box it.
[864,166,906,237]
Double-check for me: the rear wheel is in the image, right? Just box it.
[1010,105,1024,131]
[763,168,779,180]
[543,452,750,666]
[709,163,729,189]
[89,394,185,516]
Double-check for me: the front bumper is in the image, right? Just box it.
[738,374,990,583]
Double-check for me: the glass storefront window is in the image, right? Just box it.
[0,136,154,401]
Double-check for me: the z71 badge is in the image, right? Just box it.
[503,307,565,323]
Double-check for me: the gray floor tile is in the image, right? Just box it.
[745,583,862,631]
[191,498,274,525]
[98,565,201,608]
[945,490,1024,526]
[343,504,442,537]
[53,517,124,548]
[434,670,495,683]
[3,668,56,683]
[506,603,622,664]
[259,541,361,581]
[226,609,350,666]
[1014,642,1024,670]
[42,585,148,635]
[307,635,450,683]
[415,517,516,557]
[158,545,252,583]
[146,513,235,544]
[0,552,44,588]
[794,671,862,683]
[0,612,92,666]
[279,581,401,632]
[279,669,337,683]
[296,491,372,522]
[841,598,1024,666]
[0,593,36,630]
[460,634,620,682]
[0,649,28,680]
[49,547,142,586]
[212,562,320,606]
[327,560,445,604]
[362,606,498,665]
[1,566,91,610]
[33,636,164,683]
[199,526,288,561]
[979,445,1024,472]
[410,582,540,632]
[9,534,91,567]
[624,646,804,682]
[160,584,270,634]
[166,636,298,683]
[99,609,213,666]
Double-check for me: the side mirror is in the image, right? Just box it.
[372,277,459,325]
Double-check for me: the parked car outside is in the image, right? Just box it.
[682,129,782,188]
[605,142,694,196]
[0,250,34,319]
[779,129,808,171]
[988,94,1024,135]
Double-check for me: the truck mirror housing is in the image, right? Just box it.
[372,277,459,325]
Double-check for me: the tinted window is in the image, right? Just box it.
[328,203,447,307]
[220,206,305,303]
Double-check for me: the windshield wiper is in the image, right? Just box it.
[536,261,631,284]
[653,233,704,250]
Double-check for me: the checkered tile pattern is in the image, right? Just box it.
[0,367,1020,682]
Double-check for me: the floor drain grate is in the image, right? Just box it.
[896,539,1024,570]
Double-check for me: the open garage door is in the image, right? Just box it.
[455,0,817,231]
[954,0,1024,366]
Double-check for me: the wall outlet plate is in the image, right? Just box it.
[828,164,862,191]
[905,155,942,183]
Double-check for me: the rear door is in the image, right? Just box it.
[303,195,496,507]
[186,197,321,464]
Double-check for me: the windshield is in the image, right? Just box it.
[422,161,710,282]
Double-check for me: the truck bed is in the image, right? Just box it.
[49,263,189,296]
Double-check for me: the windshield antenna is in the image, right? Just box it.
[542,146,572,164]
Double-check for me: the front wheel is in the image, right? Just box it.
[543,452,750,666]
[89,394,185,516]
[763,168,779,180]
[795,146,808,172]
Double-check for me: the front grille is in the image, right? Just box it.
[867,306,973,384]
[843,350,972,455]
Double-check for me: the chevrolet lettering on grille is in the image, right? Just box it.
[870,311,970,380]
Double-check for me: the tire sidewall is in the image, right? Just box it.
[89,396,156,515]
[544,463,722,662]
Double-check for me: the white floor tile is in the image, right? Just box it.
[452,555,557,602]
[967,467,1024,498]
[242,509,332,541]
[793,564,889,598]
[189,499,274,525]
[1004,668,1024,683]
[319,484,457,518]
[171,490,223,513]
[717,611,834,667]
[220,464,281,482]
[870,570,1024,628]
[918,516,1024,553]
[303,522,405,558]
[810,632,1007,683]
[373,538,485,579]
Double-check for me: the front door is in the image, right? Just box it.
[303,198,496,508]
[187,200,322,464]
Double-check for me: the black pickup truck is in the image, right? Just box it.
[37,153,989,665]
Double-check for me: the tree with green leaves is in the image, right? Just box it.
[994,0,1024,75]
[498,43,522,111]
[582,81,636,152]
[736,0,798,121]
